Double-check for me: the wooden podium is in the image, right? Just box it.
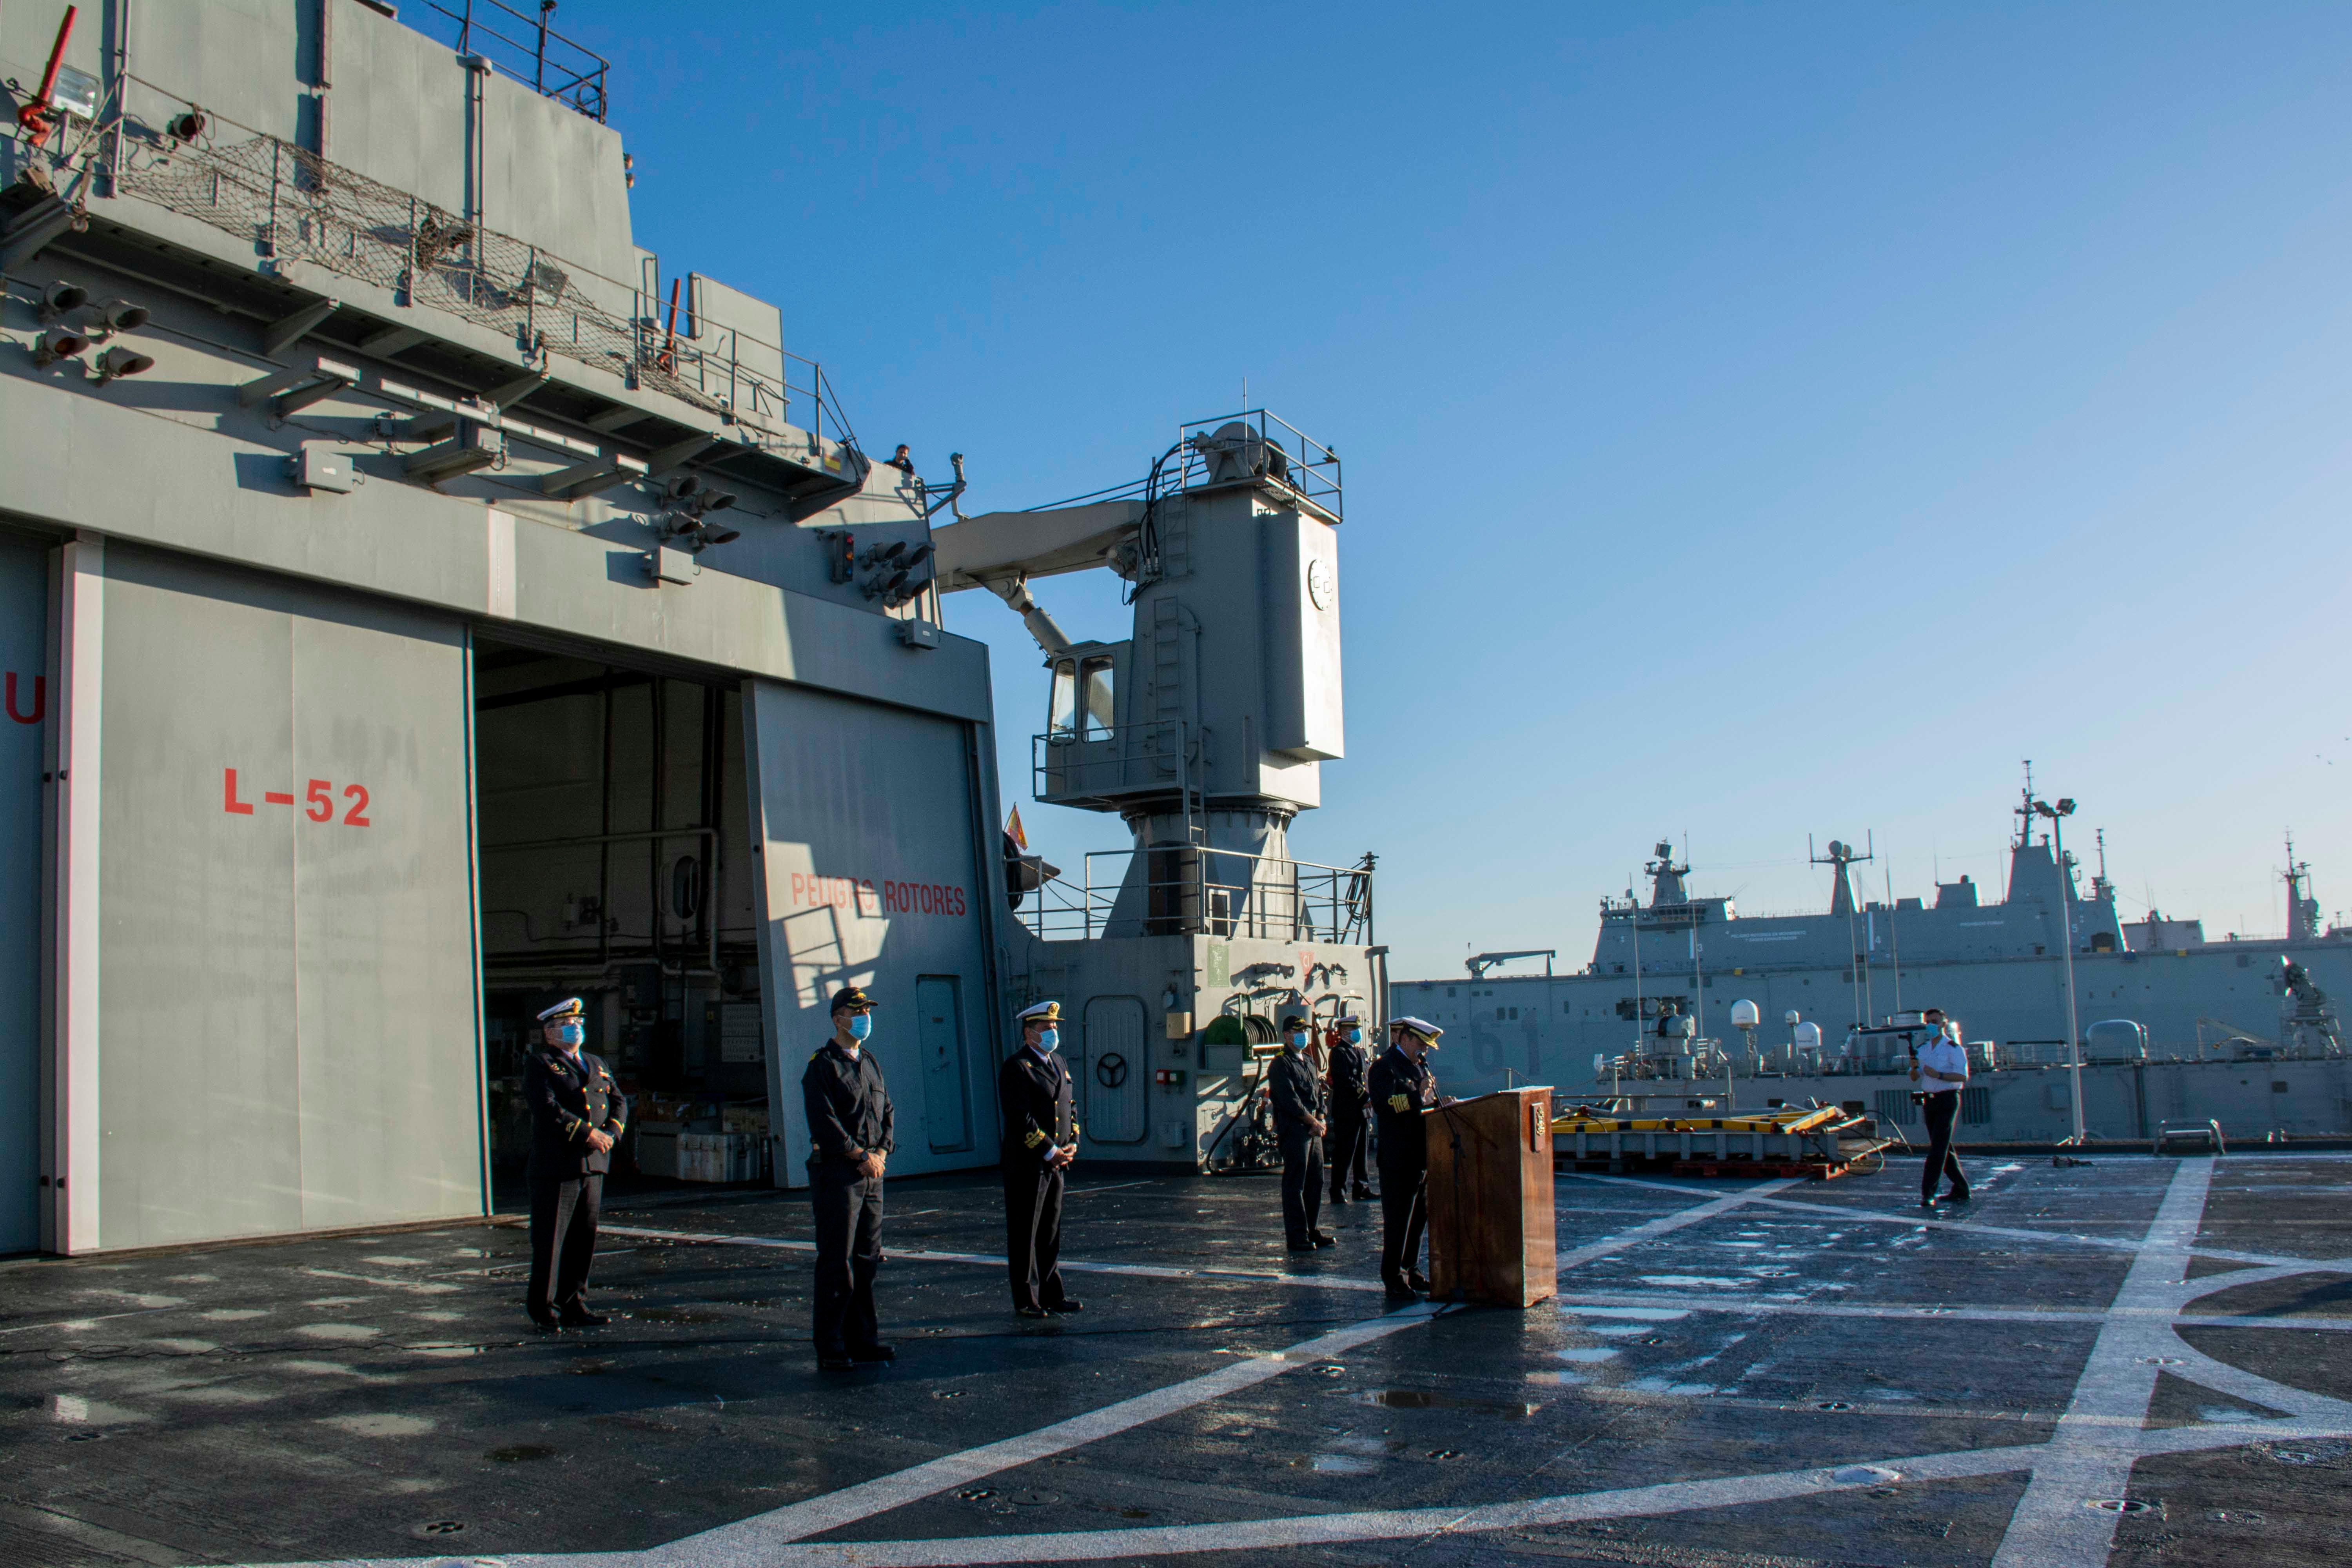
[1424,1087,1556,1307]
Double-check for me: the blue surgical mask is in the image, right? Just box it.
[1346,1028,1363,1045]
[555,1022,584,1049]
[1288,1032,1308,1049]
[1036,1027,1059,1053]
[848,1013,873,1042]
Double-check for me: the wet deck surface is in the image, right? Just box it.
[2,1154,2347,1568]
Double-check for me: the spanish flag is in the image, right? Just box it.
[1007,807,1029,851]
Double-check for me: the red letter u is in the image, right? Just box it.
[4,672,41,725]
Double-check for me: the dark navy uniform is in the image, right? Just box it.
[1368,1037,1439,1292]
[999,1041,1078,1312]
[524,1037,627,1326]
[802,1038,896,1359]
[1325,1028,1373,1203]
[1269,1041,1329,1249]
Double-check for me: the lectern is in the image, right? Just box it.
[1423,1087,1556,1307]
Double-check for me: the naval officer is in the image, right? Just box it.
[1911,1007,1972,1209]
[1324,1013,1374,1205]
[801,984,897,1368]
[523,997,628,1331]
[1000,1000,1082,1318]
[1270,1013,1336,1252]
[1368,1016,1444,1301]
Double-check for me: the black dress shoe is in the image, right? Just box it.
[557,1310,610,1327]
[1045,1299,1083,1313]
[1328,1194,1349,1207]
[849,1343,897,1363]
[1287,1241,1315,1253]
[1310,1234,1337,1249]
[1352,1185,1376,1200]
[1383,1278,1420,1302]
[528,1314,563,1334]
[818,1352,855,1370]
[1405,1270,1432,1293]
[1945,1187,1972,1205]
[1015,1305,1050,1319]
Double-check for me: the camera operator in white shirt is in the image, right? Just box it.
[1910,1008,1972,1208]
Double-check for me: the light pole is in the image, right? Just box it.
[2035,796,2087,1145]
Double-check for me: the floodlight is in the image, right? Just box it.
[33,326,89,366]
[93,346,154,382]
[39,281,87,318]
[89,298,149,335]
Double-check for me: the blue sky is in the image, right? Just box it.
[559,2,2352,978]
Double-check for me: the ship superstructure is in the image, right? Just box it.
[1401,778,2350,1141]
[0,0,1371,1256]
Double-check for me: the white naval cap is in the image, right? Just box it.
[1016,1000,1062,1025]
[537,996,586,1022]
[1390,1015,1443,1045]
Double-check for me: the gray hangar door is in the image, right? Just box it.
[0,540,43,1253]
[743,681,993,1183]
[87,547,481,1249]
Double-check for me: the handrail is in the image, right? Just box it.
[1014,842,1372,946]
[419,0,611,122]
[37,74,860,454]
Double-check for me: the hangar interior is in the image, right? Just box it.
[471,641,765,1184]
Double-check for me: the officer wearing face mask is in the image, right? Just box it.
[523,997,627,1331]
[999,1000,1081,1318]
[1270,1012,1335,1254]
[1369,1015,1445,1301]
[802,984,897,1370]
[1324,1013,1374,1206]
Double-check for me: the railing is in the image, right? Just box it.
[1014,844,1372,946]
[53,79,860,455]
[1033,719,1193,806]
[419,0,612,122]
[1177,408,1341,521]
[1020,408,1343,523]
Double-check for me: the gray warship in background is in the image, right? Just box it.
[1402,778,2350,1143]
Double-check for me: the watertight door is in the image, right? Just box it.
[0,541,43,1254]
[1082,996,1147,1145]
[917,975,971,1152]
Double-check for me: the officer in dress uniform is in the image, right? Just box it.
[802,984,897,1369]
[1368,1015,1444,1302]
[524,997,628,1331]
[1270,1013,1335,1253]
[1323,1013,1374,1205]
[999,1000,1082,1318]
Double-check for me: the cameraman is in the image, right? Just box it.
[1911,1007,1971,1208]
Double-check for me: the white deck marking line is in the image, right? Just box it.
[1555,1289,2352,1331]
[1989,1156,2213,1568]
[1066,1179,1157,1196]
[590,1222,1390,1293]
[217,1411,2352,1568]
[1552,1178,1802,1268]
[649,1305,1446,1565]
[641,1178,1802,1564]
[1563,1168,2348,1269]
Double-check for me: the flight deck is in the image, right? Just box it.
[1,1154,2345,1568]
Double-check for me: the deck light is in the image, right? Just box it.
[33,325,89,366]
[89,298,149,336]
[93,346,154,383]
[38,281,86,319]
